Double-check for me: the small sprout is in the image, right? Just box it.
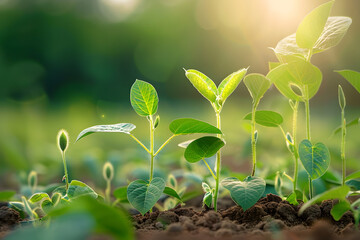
[168,174,177,189]
[338,85,346,110]
[154,115,160,129]
[103,162,114,182]
[57,129,69,153]
[28,171,38,194]
[202,182,211,193]
[286,132,295,153]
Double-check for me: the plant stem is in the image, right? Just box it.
[309,176,313,199]
[105,180,111,203]
[149,116,155,182]
[202,159,217,180]
[213,112,221,211]
[251,104,257,177]
[62,152,69,191]
[341,109,346,185]
[154,134,176,157]
[305,99,311,141]
[129,134,151,154]
[292,101,299,191]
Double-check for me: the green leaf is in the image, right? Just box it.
[269,62,282,71]
[53,186,67,196]
[299,140,331,180]
[243,110,283,127]
[346,171,360,181]
[272,34,308,62]
[267,58,322,101]
[296,1,334,49]
[222,176,266,211]
[9,202,25,218]
[184,69,218,103]
[76,123,136,142]
[203,192,213,208]
[331,200,351,221]
[113,186,128,203]
[333,117,359,135]
[67,180,98,199]
[338,85,346,109]
[169,118,222,135]
[244,73,271,105]
[51,193,62,205]
[335,70,360,94]
[29,193,50,203]
[184,136,225,163]
[163,187,182,201]
[0,191,16,201]
[127,177,165,215]
[130,79,159,117]
[299,185,350,215]
[202,182,211,193]
[345,179,360,191]
[41,199,54,214]
[218,68,247,105]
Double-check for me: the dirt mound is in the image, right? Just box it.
[133,194,359,240]
[0,203,22,238]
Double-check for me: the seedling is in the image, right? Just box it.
[184,68,247,210]
[103,162,114,203]
[28,171,38,195]
[77,79,221,215]
[57,129,70,190]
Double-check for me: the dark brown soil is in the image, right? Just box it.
[0,203,21,239]
[133,194,360,240]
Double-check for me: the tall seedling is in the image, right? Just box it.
[268,0,351,198]
[184,68,247,210]
[77,80,222,214]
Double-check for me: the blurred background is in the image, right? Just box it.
[0,0,359,195]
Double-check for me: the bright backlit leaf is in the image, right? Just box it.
[299,140,331,180]
[244,73,271,105]
[184,136,225,163]
[345,170,360,181]
[244,110,283,127]
[169,118,221,135]
[333,117,359,135]
[331,200,351,221]
[29,193,50,203]
[67,180,98,199]
[296,1,334,49]
[127,177,165,215]
[335,70,360,94]
[163,187,182,201]
[218,68,247,105]
[130,79,159,117]
[184,69,218,103]
[222,176,266,211]
[76,123,136,142]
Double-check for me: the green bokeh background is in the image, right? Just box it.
[0,0,359,194]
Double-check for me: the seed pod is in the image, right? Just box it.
[154,115,160,129]
[338,85,346,110]
[28,171,38,191]
[57,129,69,153]
[103,162,114,182]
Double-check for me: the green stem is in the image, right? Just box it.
[149,116,155,182]
[129,134,151,154]
[341,109,346,185]
[62,152,69,191]
[292,101,299,191]
[309,176,313,199]
[202,159,217,180]
[154,135,176,157]
[105,180,111,203]
[251,104,257,177]
[305,99,311,141]
[213,112,221,211]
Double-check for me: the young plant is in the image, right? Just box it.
[58,129,70,190]
[77,79,221,215]
[103,162,114,203]
[338,86,346,185]
[184,68,247,211]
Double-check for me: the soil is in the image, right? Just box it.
[133,194,360,240]
[0,202,21,239]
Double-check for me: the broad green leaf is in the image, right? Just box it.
[222,176,266,211]
[9,202,25,218]
[130,79,159,117]
[286,190,303,206]
[244,74,271,105]
[203,192,213,208]
[299,140,331,180]
[335,70,360,94]
[296,1,334,49]
[184,136,225,163]
[53,186,67,196]
[218,68,247,105]
[273,34,308,62]
[76,123,136,142]
[169,118,222,135]
[51,193,62,205]
[67,180,98,199]
[345,179,360,191]
[244,110,283,127]
[127,177,165,215]
[184,69,218,103]
[313,17,352,53]
[267,58,322,101]
[269,62,281,71]
[29,193,50,203]
[346,171,360,181]
[331,200,351,221]
[113,186,128,203]
[163,187,182,201]
[299,185,350,215]
[41,199,54,214]
[333,117,359,135]
[0,190,16,201]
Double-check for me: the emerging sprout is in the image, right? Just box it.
[103,162,114,182]
[338,85,346,110]
[57,129,69,153]
[28,171,38,194]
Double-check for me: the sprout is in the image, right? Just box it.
[103,162,114,182]
[57,129,69,153]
